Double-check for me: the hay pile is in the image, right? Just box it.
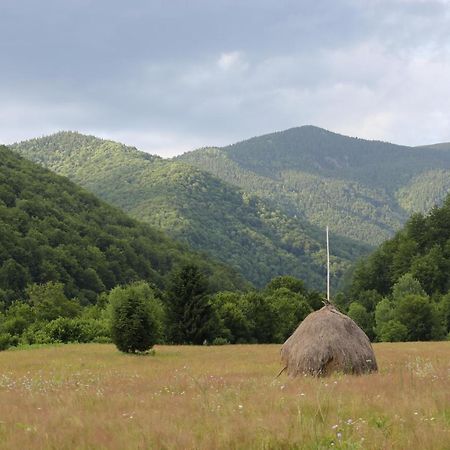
[281,304,378,377]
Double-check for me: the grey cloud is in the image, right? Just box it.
[1,0,449,155]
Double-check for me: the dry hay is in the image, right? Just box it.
[281,304,378,377]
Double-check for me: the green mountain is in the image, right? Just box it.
[10,132,370,290]
[178,126,450,245]
[0,145,247,304]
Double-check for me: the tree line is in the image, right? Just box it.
[0,270,323,352]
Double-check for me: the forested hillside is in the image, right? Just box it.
[0,145,247,304]
[350,195,450,297]
[179,126,450,245]
[341,195,450,342]
[11,132,370,289]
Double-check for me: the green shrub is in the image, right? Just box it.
[109,282,164,353]
[42,318,81,343]
[20,318,110,345]
[211,337,229,345]
[0,332,18,351]
[378,320,408,342]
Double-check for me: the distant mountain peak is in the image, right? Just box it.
[11,130,162,162]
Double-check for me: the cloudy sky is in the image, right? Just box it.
[1,0,450,156]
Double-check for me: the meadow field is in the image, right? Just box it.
[0,342,449,449]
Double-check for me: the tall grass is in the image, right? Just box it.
[0,342,449,449]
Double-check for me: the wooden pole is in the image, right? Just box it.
[326,226,330,303]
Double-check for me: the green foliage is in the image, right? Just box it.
[354,289,383,312]
[40,317,110,344]
[10,132,370,289]
[374,298,394,338]
[396,169,450,214]
[110,282,164,353]
[349,195,450,341]
[377,320,408,342]
[410,246,448,294]
[265,275,306,295]
[439,293,450,333]
[373,290,447,342]
[0,272,325,349]
[266,288,312,342]
[394,295,434,341]
[350,196,450,308]
[244,292,277,344]
[211,276,317,344]
[0,144,246,303]
[212,292,253,344]
[0,332,16,351]
[392,273,426,301]
[179,126,450,246]
[167,264,219,344]
[347,302,374,340]
[27,282,81,322]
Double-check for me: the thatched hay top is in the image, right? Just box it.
[281,304,378,377]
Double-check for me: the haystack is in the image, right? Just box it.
[280,304,377,377]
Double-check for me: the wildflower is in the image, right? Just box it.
[337,432,342,440]
[331,424,338,430]
[346,418,353,425]
[238,404,243,409]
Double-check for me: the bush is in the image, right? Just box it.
[109,282,164,353]
[41,318,109,343]
[21,323,54,345]
[378,320,408,342]
[20,318,110,345]
[27,282,81,321]
[211,337,229,345]
[0,332,15,351]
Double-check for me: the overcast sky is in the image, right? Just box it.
[1,0,450,156]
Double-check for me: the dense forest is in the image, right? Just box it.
[11,132,369,289]
[0,144,328,351]
[0,144,247,306]
[343,195,450,341]
[179,125,450,245]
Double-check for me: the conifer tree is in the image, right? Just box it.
[167,264,217,344]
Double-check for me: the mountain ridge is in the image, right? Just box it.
[178,126,450,245]
[10,131,371,289]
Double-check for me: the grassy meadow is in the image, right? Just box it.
[0,342,449,449]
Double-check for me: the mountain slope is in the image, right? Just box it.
[10,132,370,289]
[178,126,450,245]
[0,145,247,303]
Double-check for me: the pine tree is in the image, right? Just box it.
[167,264,218,344]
